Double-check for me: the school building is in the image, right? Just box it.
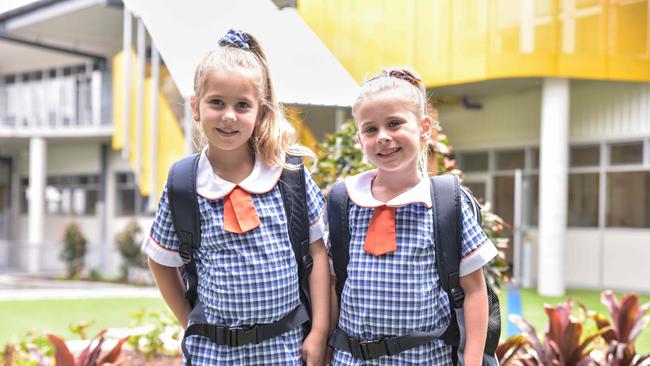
[1,0,649,295]
[0,0,357,277]
[299,0,650,295]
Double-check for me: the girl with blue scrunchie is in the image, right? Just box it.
[143,29,330,365]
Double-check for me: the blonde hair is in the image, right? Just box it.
[191,31,314,169]
[352,66,437,175]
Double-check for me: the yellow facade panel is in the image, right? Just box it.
[299,0,650,85]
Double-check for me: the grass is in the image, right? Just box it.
[2,289,649,354]
[0,297,168,345]
[501,287,650,353]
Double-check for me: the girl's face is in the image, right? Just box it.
[192,69,260,158]
[355,91,431,175]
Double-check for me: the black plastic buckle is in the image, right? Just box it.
[178,231,194,264]
[226,325,258,347]
[349,337,390,361]
[450,287,465,308]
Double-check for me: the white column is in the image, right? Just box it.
[27,137,46,274]
[538,78,569,296]
[335,108,345,131]
[122,8,133,160]
[149,43,160,212]
[135,17,146,187]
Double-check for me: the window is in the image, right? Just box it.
[496,150,525,170]
[20,174,99,215]
[570,145,600,167]
[460,152,488,172]
[568,173,599,227]
[116,172,149,216]
[606,172,650,228]
[493,176,515,225]
[610,142,643,165]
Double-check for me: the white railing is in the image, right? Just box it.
[0,69,111,131]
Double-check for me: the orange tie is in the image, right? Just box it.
[364,206,397,256]
[223,186,261,234]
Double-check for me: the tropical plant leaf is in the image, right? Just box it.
[46,333,75,366]
[97,337,128,364]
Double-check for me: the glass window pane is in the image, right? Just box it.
[527,174,539,226]
[530,148,539,169]
[610,142,643,165]
[496,150,525,170]
[568,173,599,227]
[116,188,136,216]
[606,172,650,228]
[493,176,514,225]
[570,145,600,167]
[460,152,488,172]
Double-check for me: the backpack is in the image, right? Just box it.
[327,174,500,365]
[166,153,313,364]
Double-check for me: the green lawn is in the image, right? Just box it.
[2,289,649,354]
[0,297,168,345]
[501,288,650,353]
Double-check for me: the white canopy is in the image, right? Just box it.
[122,0,359,107]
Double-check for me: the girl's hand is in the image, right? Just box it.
[301,330,327,366]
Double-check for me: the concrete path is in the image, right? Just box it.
[0,274,160,301]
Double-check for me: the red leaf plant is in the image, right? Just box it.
[584,291,650,366]
[509,299,606,366]
[46,329,127,366]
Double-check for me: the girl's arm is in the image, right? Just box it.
[459,267,488,366]
[301,239,330,365]
[148,258,192,329]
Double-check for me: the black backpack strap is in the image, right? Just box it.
[327,181,350,305]
[430,175,464,349]
[167,153,202,265]
[430,175,463,302]
[278,155,312,313]
[167,153,201,310]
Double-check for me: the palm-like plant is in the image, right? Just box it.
[585,291,650,366]
[510,299,605,366]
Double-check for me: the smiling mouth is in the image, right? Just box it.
[377,147,401,157]
[216,128,238,136]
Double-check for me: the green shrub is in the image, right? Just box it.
[60,223,87,279]
[115,222,147,282]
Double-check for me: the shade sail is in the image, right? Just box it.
[123,0,359,107]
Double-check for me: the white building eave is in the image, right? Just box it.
[122,0,359,107]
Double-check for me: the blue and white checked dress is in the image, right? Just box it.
[142,152,326,365]
[331,170,497,366]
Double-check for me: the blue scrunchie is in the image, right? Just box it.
[218,29,250,49]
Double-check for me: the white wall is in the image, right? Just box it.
[440,80,650,149]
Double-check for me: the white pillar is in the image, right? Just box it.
[149,43,160,212]
[135,17,146,187]
[537,78,569,296]
[27,137,46,274]
[122,8,132,160]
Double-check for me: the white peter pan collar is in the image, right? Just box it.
[196,147,283,199]
[344,170,432,208]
